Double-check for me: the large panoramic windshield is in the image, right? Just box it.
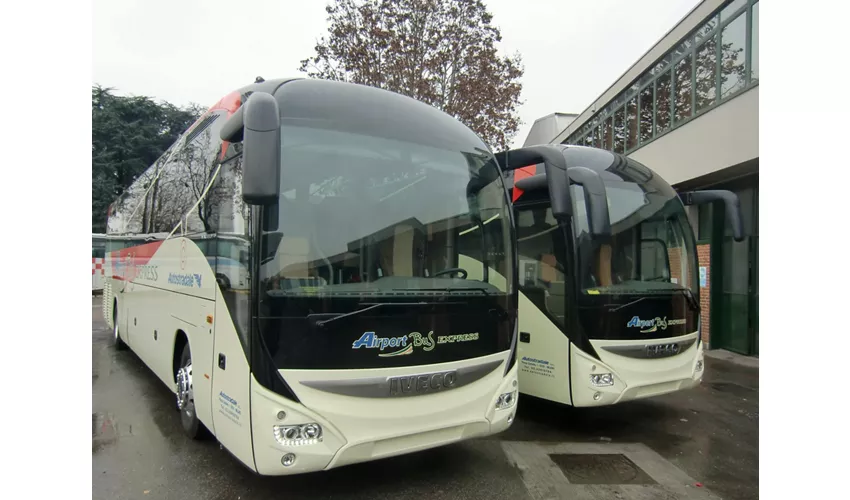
[259,123,513,298]
[573,175,698,296]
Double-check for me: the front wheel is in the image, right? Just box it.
[176,343,206,439]
[112,307,127,350]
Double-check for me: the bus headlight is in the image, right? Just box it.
[496,391,517,410]
[590,373,614,387]
[273,423,323,446]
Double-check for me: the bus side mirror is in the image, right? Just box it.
[680,190,745,242]
[494,145,572,220]
[222,92,281,206]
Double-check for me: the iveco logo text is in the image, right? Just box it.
[388,370,457,396]
[645,343,681,358]
[626,316,686,333]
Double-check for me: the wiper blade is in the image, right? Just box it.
[315,301,436,328]
[388,287,492,297]
[681,288,700,312]
[609,296,648,312]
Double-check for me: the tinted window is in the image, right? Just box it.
[675,54,693,123]
[696,34,718,111]
[656,71,672,133]
[721,13,748,99]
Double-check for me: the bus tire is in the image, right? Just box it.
[112,305,127,350]
[176,342,206,440]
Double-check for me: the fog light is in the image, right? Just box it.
[507,413,514,424]
[590,373,614,387]
[695,360,704,372]
[496,390,517,410]
[277,411,286,420]
[593,392,602,401]
[281,453,296,467]
[273,424,323,446]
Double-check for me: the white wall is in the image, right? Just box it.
[628,85,758,186]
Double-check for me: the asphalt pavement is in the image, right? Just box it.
[92,296,758,500]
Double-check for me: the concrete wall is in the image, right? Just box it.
[628,85,759,185]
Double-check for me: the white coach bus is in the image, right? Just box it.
[101,77,520,475]
[495,145,743,407]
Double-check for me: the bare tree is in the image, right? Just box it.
[299,0,524,151]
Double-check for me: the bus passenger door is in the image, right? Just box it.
[210,285,256,471]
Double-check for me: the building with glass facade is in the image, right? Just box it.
[526,0,758,356]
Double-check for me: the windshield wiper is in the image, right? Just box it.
[314,301,437,328]
[681,288,700,312]
[392,287,492,296]
[609,296,648,312]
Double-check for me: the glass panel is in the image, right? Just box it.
[675,54,693,123]
[720,13,747,99]
[584,133,594,147]
[595,125,603,149]
[639,86,654,143]
[613,107,626,153]
[575,168,698,295]
[516,204,569,329]
[603,116,613,150]
[695,34,718,112]
[721,0,747,21]
[673,37,692,58]
[626,97,638,150]
[656,71,672,133]
[751,1,759,82]
[652,54,672,75]
[695,15,718,43]
[586,127,596,148]
[259,121,514,370]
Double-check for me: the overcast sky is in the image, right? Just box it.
[93,0,700,149]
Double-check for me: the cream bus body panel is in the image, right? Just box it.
[515,290,572,405]
[570,333,703,407]
[106,237,222,443]
[515,296,703,407]
[252,358,518,475]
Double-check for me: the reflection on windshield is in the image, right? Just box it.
[259,124,513,297]
[574,181,698,295]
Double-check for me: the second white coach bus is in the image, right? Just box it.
[101,77,520,475]
[494,144,743,407]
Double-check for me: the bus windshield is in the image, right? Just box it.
[256,121,515,370]
[573,178,698,297]
[259,123,513,296]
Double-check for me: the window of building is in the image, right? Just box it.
[613,107,626,153]
[563,0,759,149]
[751,1,759,82]
[639,85,654,143]
[626,96,638,151]
[721,0,747,21]
[675,54,693,123]
[720,12,747,100]
[656,71,672,133]
[695,34,718,112]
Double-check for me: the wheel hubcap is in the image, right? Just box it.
[176,363,193,415]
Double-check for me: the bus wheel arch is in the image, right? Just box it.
[112,299,127,350]
[173,331,207,440]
